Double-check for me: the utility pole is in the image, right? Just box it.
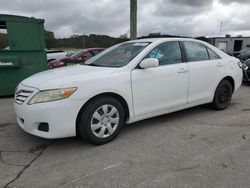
[82,34,85,49]
[130,0,137,40]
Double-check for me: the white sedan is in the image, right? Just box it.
[14,38,243,145]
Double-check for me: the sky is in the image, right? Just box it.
[1,0,250,38]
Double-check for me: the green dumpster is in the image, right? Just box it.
[0,14,47,96]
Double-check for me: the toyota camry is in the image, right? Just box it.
[14,38,243,145]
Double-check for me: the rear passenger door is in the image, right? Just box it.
[183,41,223,103]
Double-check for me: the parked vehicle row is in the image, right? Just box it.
[48,48,105,69]
[46,50,68,63]
[15,38,243,145]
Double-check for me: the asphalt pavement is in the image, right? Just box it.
[0,84,250,188]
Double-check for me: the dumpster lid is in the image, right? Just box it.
[0,14,44,23]
[0,14,29,19]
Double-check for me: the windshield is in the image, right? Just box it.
[85,42,150,67]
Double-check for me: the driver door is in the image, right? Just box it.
[131,41,189,116]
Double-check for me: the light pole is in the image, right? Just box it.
[130,0,137,40]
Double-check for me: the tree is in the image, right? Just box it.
[148,33,162,38]
[45,30,55,49]
[120,33,128,39]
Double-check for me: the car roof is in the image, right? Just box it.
[85,48,105,51]
[129,38,202,43]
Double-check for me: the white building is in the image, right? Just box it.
[210,36,250,54]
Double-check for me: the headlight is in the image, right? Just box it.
[28,87,77,105]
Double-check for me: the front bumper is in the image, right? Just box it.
[14,84,87,139]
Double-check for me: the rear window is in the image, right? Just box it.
[207,48,221,60]
[184,42,209,62]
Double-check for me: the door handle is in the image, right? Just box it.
[216,63,223,67]
[178,68,188,73]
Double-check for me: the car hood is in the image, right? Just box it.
[21,65,116,90]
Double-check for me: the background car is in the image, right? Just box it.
[238,49,250,81]
[240,59,250,82]
[48,48,105,69]
[46,50,68,63]
[237,49,250,60]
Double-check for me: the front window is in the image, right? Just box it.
[85,42,150,67]
[92,49,103,55]
[81,52,93,59]
[145,41,183,65]
[72,51,86,59]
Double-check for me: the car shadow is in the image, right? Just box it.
[14,100,241,153]
[123,104,209,132]
[50,104,211,146]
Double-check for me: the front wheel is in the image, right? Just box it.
[77,96,125,145]
[211,80,233,110]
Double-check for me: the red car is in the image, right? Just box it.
[48,48,105,69]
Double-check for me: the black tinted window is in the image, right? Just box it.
[83,52,93,57]
[184,42,209,62]
[92,50,102,55]
[145,41,182,66]
[207,48,221,60]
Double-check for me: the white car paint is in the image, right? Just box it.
[46,50,68,62]
[14,38,243,139]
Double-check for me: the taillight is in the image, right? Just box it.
[237,61,248,69]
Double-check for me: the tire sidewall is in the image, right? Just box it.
[213,80,233,110]
[78,97,125,145]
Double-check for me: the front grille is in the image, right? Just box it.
[15,89,34,105]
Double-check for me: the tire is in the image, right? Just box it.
[77,96,125,145]
[211,80,233,110]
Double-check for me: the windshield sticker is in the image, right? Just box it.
[133,43,149,47]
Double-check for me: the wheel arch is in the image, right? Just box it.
[211,76,235,102]
[76,92,130,135]
[222,76,235,92]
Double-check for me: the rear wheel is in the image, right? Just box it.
[211,80,233,110]
[77,96,125,145]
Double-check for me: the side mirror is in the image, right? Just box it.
[139,58,159,69]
